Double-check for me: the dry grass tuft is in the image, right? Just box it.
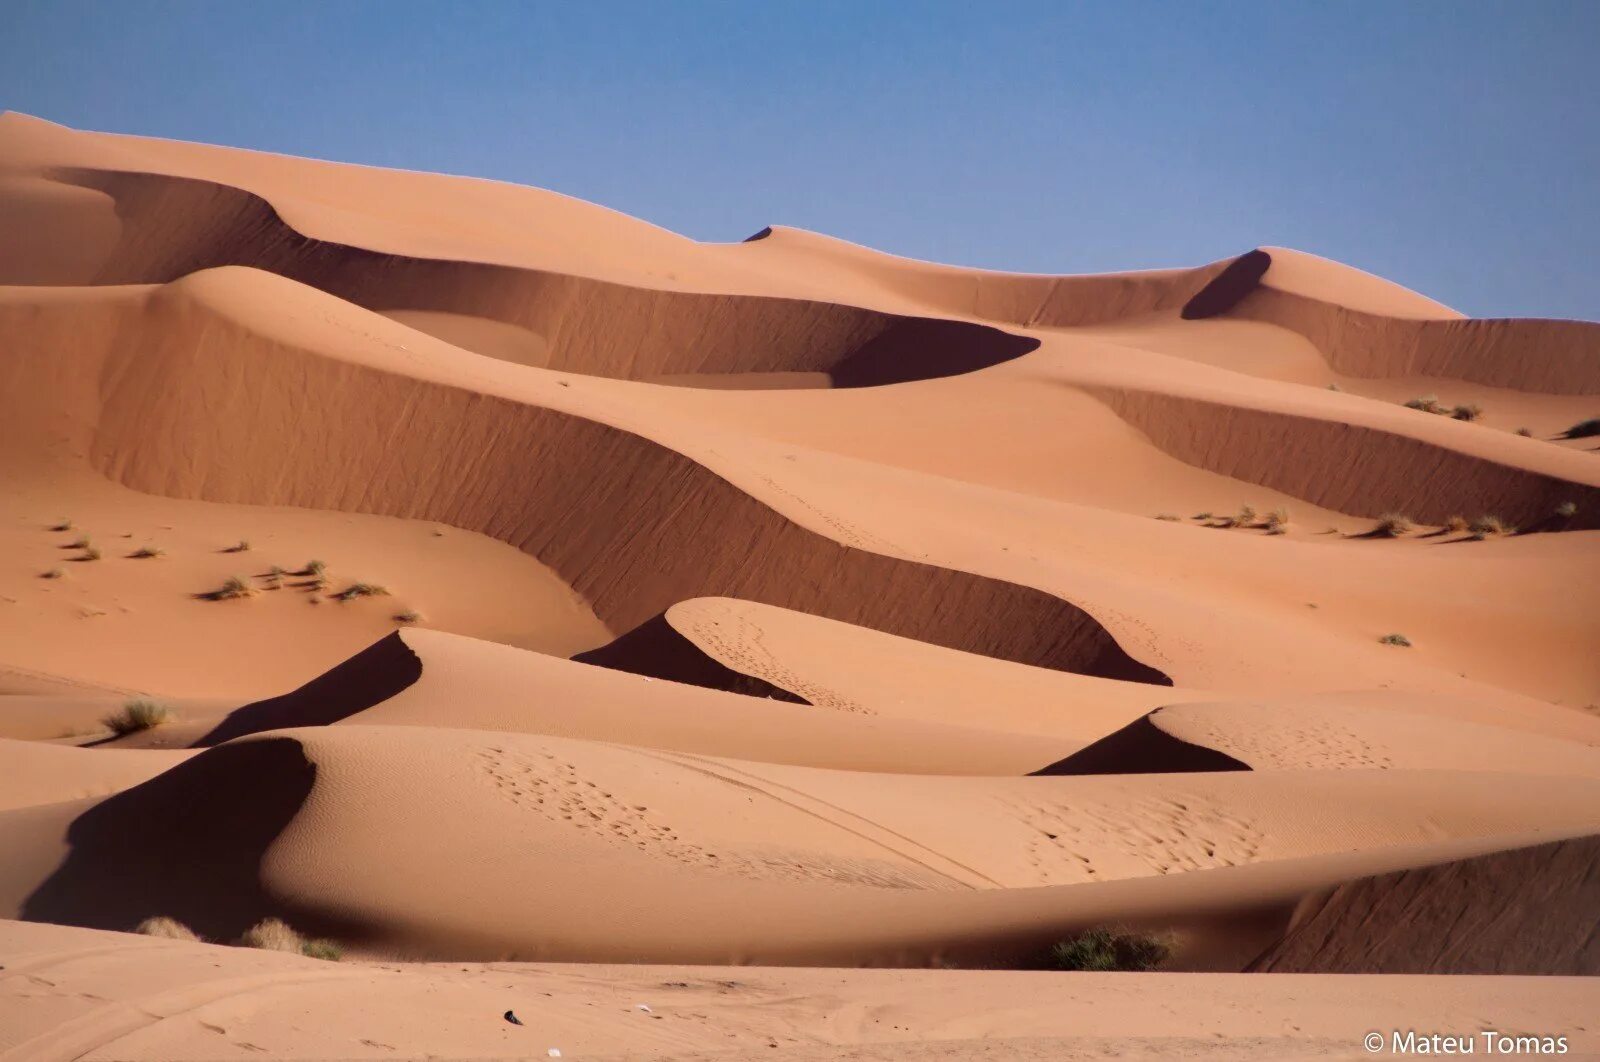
[1554,501,1578,519]
[1378,633,1412,647]
[1051,927,1170,972]
[238,918,341,961]
[1444,515,1469,534]
[1263,507,1289,534]
[1514,427,1533,437]
[40,568,64,579]
[1373,513,1413,537]
[1154,513,1181,521]
[1404,395,1445,415]
[223,540,251,553]
[393,610,423,624]
[1235,504,1257,527]
[80,545,102,561]
[49,520,73,532]
[205,575,258,601]
[1468,515,1513,539]
[1449,403,1483,422]
[136,916,200,941]
[333,582,389,601]
[129,545,165,559]
[103,699,174,736]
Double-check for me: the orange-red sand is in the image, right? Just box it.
[2,112,1597,1059]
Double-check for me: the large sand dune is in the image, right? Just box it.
[2,113,1597,1057]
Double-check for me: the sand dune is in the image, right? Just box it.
[1,113,1597,1057]
[1251,834,1600,974]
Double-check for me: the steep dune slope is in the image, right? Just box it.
[7,726,1600,966]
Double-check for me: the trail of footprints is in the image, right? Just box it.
[1005,792,1267,884]
[683,608,865,713]
[474,746,942,889]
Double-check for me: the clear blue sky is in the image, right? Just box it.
[3,1,1596,319]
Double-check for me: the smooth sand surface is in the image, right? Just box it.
[2,113,1597,1058]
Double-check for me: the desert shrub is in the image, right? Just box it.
[1554,501,1577,519]
[1468,515,1512,539]
[1236,504,1257,526]
[1514,427,1533,437]
[304,559,327,577]
[1051,927,1170,972]
[393,610,422,624]
[1263,507,1289,534]
[239,918,340,960]
[1563,417,1600,439]
[224,540,251,553]
[240,918,303,952]
[103,699,173,735]
[333,582,389,601]
[1444,515,1469,533]
[1404,395,1444,415]
[1378,633,1412,647]
[67,536,91,549]
[207,575,258,600]
[1154,513,1180,521]
[1450,403,1483,422]
[50,520,73,532]
[129,545,165,559]
[1193,512,1213,521]
[80,546,102,561]
[1373,513,1413,537]
[136,916,200,941]
[40,568,63,579]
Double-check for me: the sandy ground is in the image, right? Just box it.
[1,111,1597,1058]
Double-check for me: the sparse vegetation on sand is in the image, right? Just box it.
[1154,513,1180,521]
[79,545,102,561]
[333,582,389,601]
[1373,513,1413,537]
[67,536,91,549]
[1514,426,1533,437]
[1192,512,1213,521]
[103,698,173,736]
[1236,504,1257,527]
[1467,515,1514,540]
[136,916,200,941]
[223,539,251,553]
[1444,515,1469,534]
[1562,417,1600,439]
[49,520,73,532]
[1378,633,1412,647]
[1554,501,1577,518]
[40,568,63,579]
[204,575,258,601]
[239,918,341,960]
[129,545,165,559]
[1263,507,1289,534]
[1403,396,1484,422]
[303,560,327,577]
[393,610,422,624]
[1050,927,1170,972]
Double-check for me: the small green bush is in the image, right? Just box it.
[103,699,174,735]
[1051,927,1170,972]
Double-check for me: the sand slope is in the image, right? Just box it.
[1,113,1598,1057]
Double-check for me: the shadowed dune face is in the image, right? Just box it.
[1085,386,1600,529]
[1230,285,1600,394]
[197,634,423,746]
[20,737,321,941]
[1180,250,1272,321]
[0,282,1168,684]
[574,613,812,703]
[1029,713,1251,777]
[1249,834,1600,975]
[27,167,1039,386]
